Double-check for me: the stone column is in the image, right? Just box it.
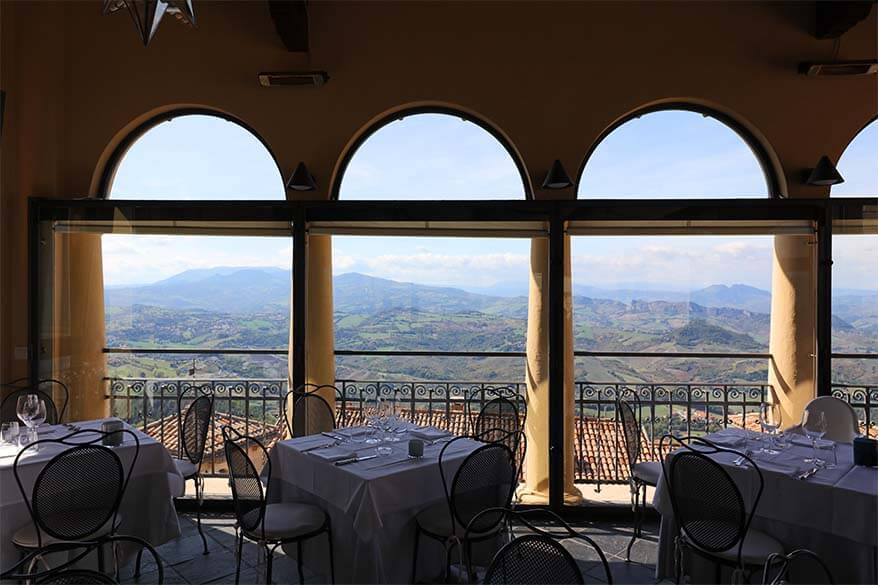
[53,232,108,421]
[521,236,581,504]
[768,235,817,429]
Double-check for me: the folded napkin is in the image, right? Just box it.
[410,427,452,441]
[308,446,356,462]
[790,435,833,449]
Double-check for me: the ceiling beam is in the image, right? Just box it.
[268,0,309,52]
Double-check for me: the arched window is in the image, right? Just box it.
[106,112,284,199]
[331,109,531,383]
[578,107,774,198]
[336,110,527,199]
[832,118,877,196]
[101,111,290,380]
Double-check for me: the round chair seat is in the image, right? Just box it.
[241,503,326,540]
[415,502,500,539]
[12,512,122,549]
[172,457,199,479]
[632,461,661,486]
[685,526,784,566]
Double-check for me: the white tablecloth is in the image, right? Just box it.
[653,429,878,584]
[0,418,184,572]
[267,429,496,584]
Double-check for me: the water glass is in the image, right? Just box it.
[759,402,781,455]
[822,443,838,469]
[1,422,19,445]
[803,410,827,465]
[18,427,38,451]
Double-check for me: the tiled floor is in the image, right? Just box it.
[119,513,662,585]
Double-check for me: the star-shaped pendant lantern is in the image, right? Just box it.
[103,0,195,47]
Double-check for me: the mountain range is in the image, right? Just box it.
[103,267,877,384]
[106,267,785,314]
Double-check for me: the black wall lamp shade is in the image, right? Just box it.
[286,162,317,191]
[542,159,573,189]
[806,155,845,186]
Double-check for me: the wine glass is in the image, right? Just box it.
[365,395,384,445]
[16,394,39,428]
[803,410,827,466]
[759,402,781,455]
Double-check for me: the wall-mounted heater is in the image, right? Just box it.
[799,60,878,77]
[258,71,329,87]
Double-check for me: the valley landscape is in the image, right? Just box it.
[104,267,878,386]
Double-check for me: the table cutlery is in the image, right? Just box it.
[301,440,339,453]
[732,449,752,467]
[335,454,378,466]
[321,431,346,441]
[797,466,820,480]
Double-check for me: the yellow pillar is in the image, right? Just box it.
[53,233,108,422]
[288,234,336,435]
[520,237,581,504]
[768,235,817,429]
[305,235,336,409]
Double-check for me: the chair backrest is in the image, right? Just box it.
[660,434,763,570]
[282,384,339,437]
[1,378,69,425]
[1,535,163,584]
[222,425,268,539]
[13,428,139,548]
[475,427,526,481]
[762,549,834,585]
[467,507,612,584]
[802,396,859,442]
[484,534,584,585]
[473,395,522,437]
[439,439,516,535]
[617,393,642,470]
[180,393,214,465]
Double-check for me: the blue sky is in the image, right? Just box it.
[105,113,875,293]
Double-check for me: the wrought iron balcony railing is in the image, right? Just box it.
[107,376,875,484]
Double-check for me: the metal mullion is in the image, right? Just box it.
[292,211,307,435]
[548,210,565,511]
[817,206,833,396]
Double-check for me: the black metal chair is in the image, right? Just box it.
[465,507,613,584]
[12,428,139,572]
[282,384,339,437]
[659,434,784,584]
[1,535,164,584]
[221,425,334,585]
[469,387,526,438]
[411,438,517,583]
[174,388,214,553]
[616,391,660,562]
[1,378,70,425]
[762,549,834,585]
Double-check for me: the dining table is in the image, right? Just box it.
[0,417,184,573]
[653,427,878,584]
[266,425,498,584]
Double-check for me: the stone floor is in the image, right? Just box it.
[118,513,663,585]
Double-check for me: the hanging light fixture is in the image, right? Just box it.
[542,159,573,189]
[806,155,845,186]
[103,0,195,47]
[286,162,317,191]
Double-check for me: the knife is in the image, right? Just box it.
[335,454,378,466]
